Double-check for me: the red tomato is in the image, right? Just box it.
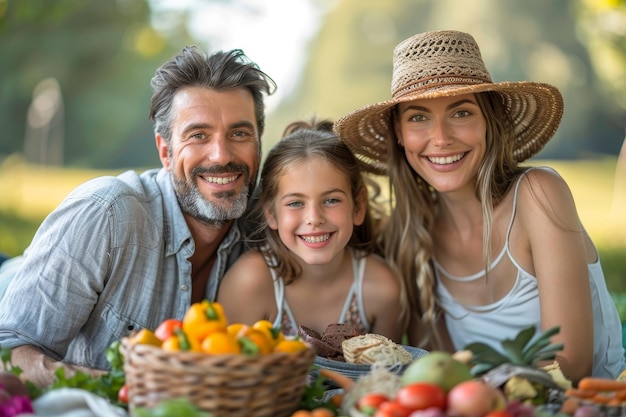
[154,318,183,342]
[357,393,390,415]
[117,384,129,403]
[373,400,412,417]
[394,382,446,412]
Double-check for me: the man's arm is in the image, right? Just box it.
[11,345,106,387]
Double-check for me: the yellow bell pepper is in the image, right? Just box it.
[182,300,228,343]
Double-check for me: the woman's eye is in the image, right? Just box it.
[409,114,427,122]
[454,110,471,118]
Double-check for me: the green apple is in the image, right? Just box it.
[401,351,473,392]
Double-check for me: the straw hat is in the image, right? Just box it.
[334,30,564,175]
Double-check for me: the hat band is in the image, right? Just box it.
[392,75,493,99]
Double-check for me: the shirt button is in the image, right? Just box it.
[180,284,189,291]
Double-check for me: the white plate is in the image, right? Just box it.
[313,345,428,381]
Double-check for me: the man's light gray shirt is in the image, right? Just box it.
[0,168,244,369]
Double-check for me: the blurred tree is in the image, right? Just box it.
[574,0,626,228]
[1,0,624,168]
[575,0,626,110]
[0,0,195,168]
[272,0,625,158]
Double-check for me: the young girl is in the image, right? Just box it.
[217,119,404,342]
[334,30,626,382]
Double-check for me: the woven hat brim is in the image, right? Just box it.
[334,81,564,176]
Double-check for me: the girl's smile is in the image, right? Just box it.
[299,233,332,245]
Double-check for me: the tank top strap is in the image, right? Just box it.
[505,167,556,247]
[338,250,370,333]
[505,168,536,247]
[268,255,299,336]
[269,256,285,327]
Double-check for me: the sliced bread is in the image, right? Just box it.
[359,343,413,366]
[342,333,390,364]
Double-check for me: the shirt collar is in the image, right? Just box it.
[157,168,192,256]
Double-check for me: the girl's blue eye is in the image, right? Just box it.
[286,201,303,208]
[324,198,340,205]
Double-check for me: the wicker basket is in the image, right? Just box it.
[121,337,316,417]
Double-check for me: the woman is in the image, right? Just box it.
[334,30,625,382]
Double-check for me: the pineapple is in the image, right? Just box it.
[462,326,569,404]
[464,325,564,377]
[463,326,567,403]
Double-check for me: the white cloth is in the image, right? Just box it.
[19,388,128,417]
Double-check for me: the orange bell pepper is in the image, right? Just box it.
[182,300,228,343]
[237,326,273,355]
[161,328,200,352]
[252,319,285,348]
[201,331,241,355]
[127,328,162,347]
[274,337,308,354]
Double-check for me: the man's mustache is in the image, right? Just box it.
[192,162,250,177]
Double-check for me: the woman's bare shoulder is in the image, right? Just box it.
[515,167,577,214]
[514,166,582,236]
[517,167,570,196]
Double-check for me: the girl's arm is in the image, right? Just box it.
[518,168,594,383]
[363,254,405,343]
[216,250,276,326]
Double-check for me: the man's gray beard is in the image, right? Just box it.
[171,172,250,226]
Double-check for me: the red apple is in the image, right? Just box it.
[446,380,506,417]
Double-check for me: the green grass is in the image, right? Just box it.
[0,210,39,257]
[1,157,624,318]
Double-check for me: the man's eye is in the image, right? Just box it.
[191,133,205,140]
[232,130,252,139]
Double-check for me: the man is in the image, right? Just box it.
[0,46,276,386]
